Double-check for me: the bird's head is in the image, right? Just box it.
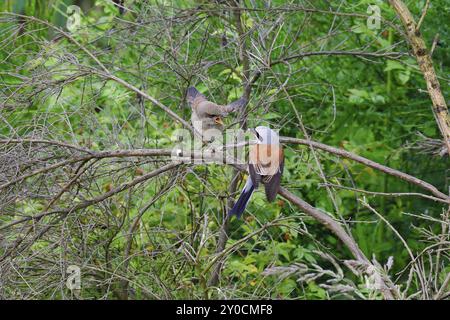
[213,116,224,126]
[251,126,279,145]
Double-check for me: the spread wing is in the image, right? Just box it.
[223,96,247,113]
[196,101,225,117]
[188,88,246,116]
[200,97,247,116]
[186,87,207,109]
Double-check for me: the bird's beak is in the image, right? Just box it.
[249,128,259,143]
[214,117,224,126]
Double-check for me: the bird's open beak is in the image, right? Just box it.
[214,117,224,126]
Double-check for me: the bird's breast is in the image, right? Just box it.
[249,144,282,176]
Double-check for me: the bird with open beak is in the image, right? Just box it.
[229,126,284,218]
[186,87,247,141]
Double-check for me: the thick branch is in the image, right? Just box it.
[280,137,448,201]
[389,0,450,154]
[272,50,407,66]
[278,187,396,299]
[278,187,366,261]
[2,138,447,201]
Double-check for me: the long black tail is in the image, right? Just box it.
[229,178,255,218]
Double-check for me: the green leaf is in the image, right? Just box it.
[397,69,411,84]
[384,60,404,72]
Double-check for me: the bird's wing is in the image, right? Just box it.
[223,96,247,113]
[186,87,207,109]
[196,101,224,117]
[263,156,283,202]
[248,163,261,189]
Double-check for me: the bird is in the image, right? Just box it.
[229,126,284,218]
[186,86,246,141]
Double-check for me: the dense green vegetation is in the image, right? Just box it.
[0,0,448,300]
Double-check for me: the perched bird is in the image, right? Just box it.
[186,87,246,141]
[229,126,284,218]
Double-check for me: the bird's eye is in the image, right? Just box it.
[254,131,262,140]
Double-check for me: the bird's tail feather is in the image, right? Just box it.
[229,178,254,218]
